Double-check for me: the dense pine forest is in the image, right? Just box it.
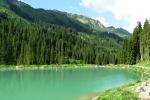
[121,20,150,65]
[2,0,149,65]
[0,11,122,65]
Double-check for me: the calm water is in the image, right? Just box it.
[0,67,140,100]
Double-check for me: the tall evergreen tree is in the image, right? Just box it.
[132,22,142,64]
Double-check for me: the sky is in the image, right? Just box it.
[20,0,150,32]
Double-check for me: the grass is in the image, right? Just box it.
[98,82,141,100]
[136,61,150,67]
[99,89,138,100]
[97,64,150,100]
[0,64,98,71]
[0,64,95,67]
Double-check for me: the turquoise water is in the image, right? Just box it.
[0,67,140,100]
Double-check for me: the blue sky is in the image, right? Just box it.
[20,0,150,32]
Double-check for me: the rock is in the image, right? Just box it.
[146,81,150,86]
[137,82,150,100]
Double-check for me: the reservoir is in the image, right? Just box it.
[0,67,140,100]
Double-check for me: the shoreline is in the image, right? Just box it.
[136,80,150,99]
[95,65,150,100]
[0,64,149,100]
[0,64,119,71]
[0,64,141,70]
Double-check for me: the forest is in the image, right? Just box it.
[0,12,121,65]
[121,20,150,65]
[0,0,150,66]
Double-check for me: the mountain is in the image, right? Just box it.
[1,0,130,38]
[68,15,131,37]
[68,14,105,31]
[107,26,131,37]
[6,0,91,32]
[0,0,128,65]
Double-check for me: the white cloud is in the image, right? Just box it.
[80,0,150,32]
[80,0,114,13]
[92,17,110,27]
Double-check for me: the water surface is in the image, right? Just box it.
[0,67,140,100]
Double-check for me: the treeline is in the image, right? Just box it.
[0,12,121,65]
[120,20,150,65]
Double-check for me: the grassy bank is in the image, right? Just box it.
[0,64,98,71]
[98,82,140,100]
[97,65,150,100]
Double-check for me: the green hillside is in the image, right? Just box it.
[0,0,127,65]
[3,0,130,38]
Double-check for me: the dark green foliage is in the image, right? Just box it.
[0,0,129,65]
[0,11,121,65]
[141,19,150,61]
[6,0,91,33]
[121,23,142,65]
[121,20,150,64]
[131,22,142,64]
[120,38,130,64]
[2,0,130,38]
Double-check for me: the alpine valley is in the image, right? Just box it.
[0,0,131,65]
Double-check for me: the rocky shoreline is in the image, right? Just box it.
[136,80,150,100]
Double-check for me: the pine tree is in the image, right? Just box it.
[132,22,142,64]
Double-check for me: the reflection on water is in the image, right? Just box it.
[0,67,140,100]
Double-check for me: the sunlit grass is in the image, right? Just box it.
[97,64,150,100]
[98,82,140,100]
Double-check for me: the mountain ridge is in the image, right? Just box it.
[0,0,131,37]
[0,0,127,65]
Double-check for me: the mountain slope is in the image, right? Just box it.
[1,0,131,37]
[0,0,124,65]
[107,26,131,37]
[70,15,131,37]
[0,7,122,65]
[69,14,105,31]
[6,0,91,33]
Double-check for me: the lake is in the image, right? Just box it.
[0,67,140,100]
